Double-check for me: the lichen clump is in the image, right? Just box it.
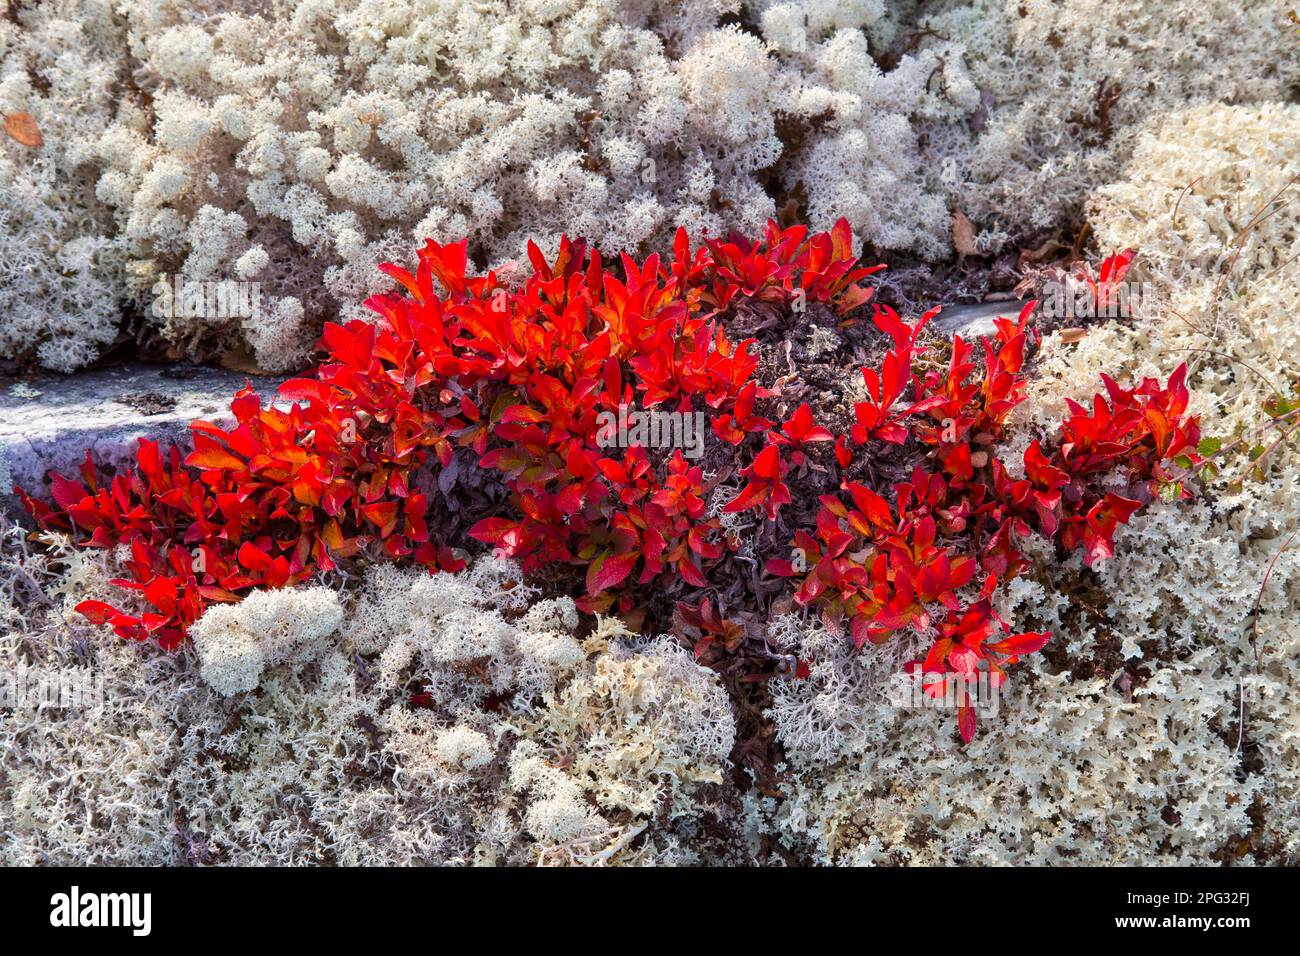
[0,542,739,865]
[3,1,1293,371]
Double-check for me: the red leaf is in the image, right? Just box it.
[847,484,893,530]
[238,541,272,572]
[587,550,638,594]
[958,704,978,744]
[50,473,87,510]
[751,444,782,480]
[723,480,768,514]
[75,599,126,626]
[987,631,1051,656]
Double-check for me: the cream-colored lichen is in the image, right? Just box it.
[0,1,130,371]
[4,2,1292,370]
[0,544,738,865]
[190,585,344,695]
[917,0,1297,252]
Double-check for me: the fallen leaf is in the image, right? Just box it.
[1018,237,1067,264]
[1059,327,1088,344]
[4,112,42,148]
[621,607,647,633]
[952,210,979,258]
[218,347,274,376]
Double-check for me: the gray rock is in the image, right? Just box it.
[0,364,286,509]
[929,300,1030,340]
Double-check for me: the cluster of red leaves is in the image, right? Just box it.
[21,227,1200,743]
[20,375,465,648]
[450,219,877,609]
[764,296,1202,740]
[21,219,875,637]
[1079,248,1136,313]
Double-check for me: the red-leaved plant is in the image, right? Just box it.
[764,299,1200,739]
[21,226,1200,742]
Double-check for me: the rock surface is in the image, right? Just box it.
[0,364,285,506]
[930,299,1028,340]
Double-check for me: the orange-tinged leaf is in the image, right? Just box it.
[952,210,978,257]
[292,474,322,507]
[321,519,346,550]
[4,112,42,147]
[185,447,246,470]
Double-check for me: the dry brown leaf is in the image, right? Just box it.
[952,210,978,257]
[4,112,43,148]
[1059,327,1088,344]
[1018,237,1067,264]
[218,348,274,376]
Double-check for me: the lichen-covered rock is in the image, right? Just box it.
[0,363,284,504]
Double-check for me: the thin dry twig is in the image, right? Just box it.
[1210,173,1299,304]
[1260,248,1300,282]
[1160,346,1285,398]
[1171,175,1203,231]
[1250,524,1300,669]
[1165,305,1213,339]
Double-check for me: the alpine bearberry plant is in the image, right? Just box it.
[21,221,1202,743]
[763,301,1201,739]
